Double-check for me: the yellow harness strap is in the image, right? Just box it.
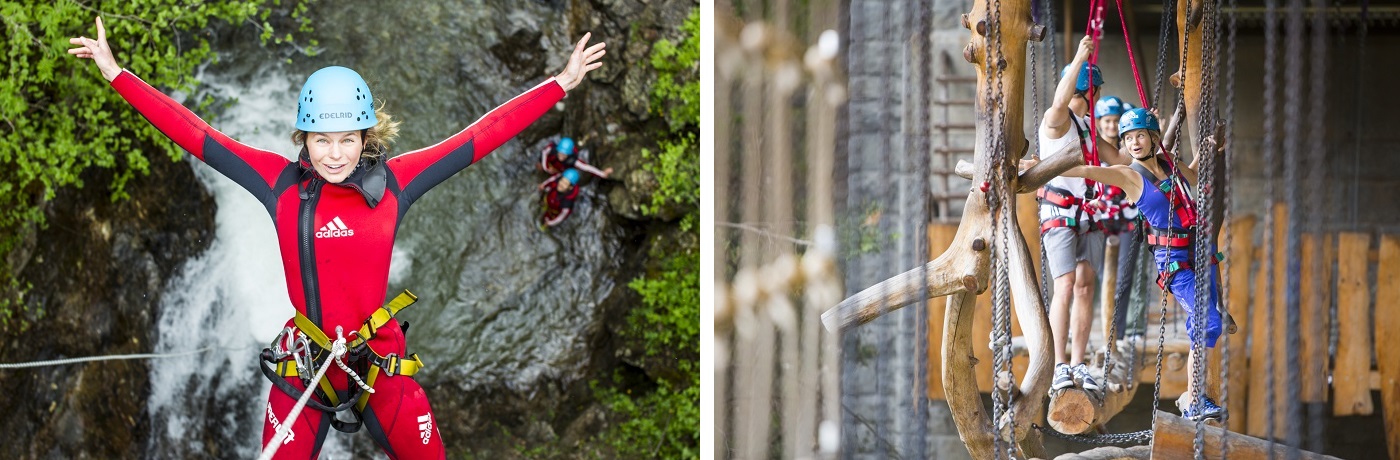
[293,290,418,351]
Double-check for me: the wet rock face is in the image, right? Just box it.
[0,157,214,459]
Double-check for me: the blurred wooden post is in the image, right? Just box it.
[1222,215,1255,432]
[1299,232,1332,403]
[1332,232,1373,416]
[1376,234,1400,460]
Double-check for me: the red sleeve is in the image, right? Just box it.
[111,70,292,197]
[389,78,565,203]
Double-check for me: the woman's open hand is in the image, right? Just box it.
[554,33,606,92]
[68,16,121,82]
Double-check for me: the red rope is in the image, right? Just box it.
[1082,0,1107,199]
[1113,0,1150,107]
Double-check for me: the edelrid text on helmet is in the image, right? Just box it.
[561,168,581,186]
[557,137,577,157]
[1060,63,1105,92]
[1095,96,1130,119]
[296,66,378,132]
[1118,107,1160,135]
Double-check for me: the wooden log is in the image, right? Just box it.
[1376,234,1400,460]
[1047,387,1098,435]
[1045,348,1145,435]
[1149,410,1343,460]
[927,224,961,401]
[952,142,1084,192]
[1332,232,1373,416]
[1222,215,1255,432]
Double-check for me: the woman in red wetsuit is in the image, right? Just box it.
[69,16,605,459]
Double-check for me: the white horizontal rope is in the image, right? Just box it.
[0,344,247,369]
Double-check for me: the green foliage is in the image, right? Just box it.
[626,250,699,357]
[593,249,698,459]
[592,368,700,459]
[0,0,311,320]
[640,8,699,230]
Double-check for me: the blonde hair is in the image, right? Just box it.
[291,101,401,161]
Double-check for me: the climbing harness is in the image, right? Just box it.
[258,290,426,433]
[258,327,350,460]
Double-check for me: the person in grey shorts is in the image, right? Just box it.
[1035,35,1127,394]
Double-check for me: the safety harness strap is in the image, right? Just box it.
[1037,184,1083,208]
[293,290,418,351]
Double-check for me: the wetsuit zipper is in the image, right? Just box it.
[299,179,324,326]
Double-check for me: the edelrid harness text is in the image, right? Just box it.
[267,403,295,445]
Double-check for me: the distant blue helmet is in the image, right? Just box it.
[557,137,577,157]
[561,168,581,186]
[295,66,377,132]
[1095,96,1129,119]
[1060,63,1105,92]
[1118,108,1160,135]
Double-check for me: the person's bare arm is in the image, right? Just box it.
[1043,35,1096,137]
[1063,164,1145,202]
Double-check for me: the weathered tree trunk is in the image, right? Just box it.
[1046,342,1144,435]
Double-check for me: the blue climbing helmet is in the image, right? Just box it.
[295,66,377,132]
[1117,107,1160,135]
[1060,63,1104,92]
[1095,96,1130,119]
[561,168,581,186]
[557,137,577,157]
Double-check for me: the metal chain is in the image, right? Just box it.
[984,0,1017,454]
[1034,424,1154,445]
[1182,0,1219,456]
[1262,0,1280,448]
[1305,0,1329,451]
[1283,0,1306,452]
[979,0,1008,454]
[1152,0,1177,108]
[1220,0,1238,457]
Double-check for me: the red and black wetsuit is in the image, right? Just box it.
[112,69,564,459]
[539,175,580,226]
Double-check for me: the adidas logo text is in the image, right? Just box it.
[418,414,433,444]
[315,217,355,239]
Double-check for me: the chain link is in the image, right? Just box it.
[1034,423,1153,445]
[1262,0,1280,445]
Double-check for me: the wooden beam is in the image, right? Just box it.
[1246,203,1287,439]
[1100,237,1120,342]
[1149,410,1344,460]
[1376,234,1400,460]
[1333,232,1373,416]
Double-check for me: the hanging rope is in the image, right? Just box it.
[0,344,244,369]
